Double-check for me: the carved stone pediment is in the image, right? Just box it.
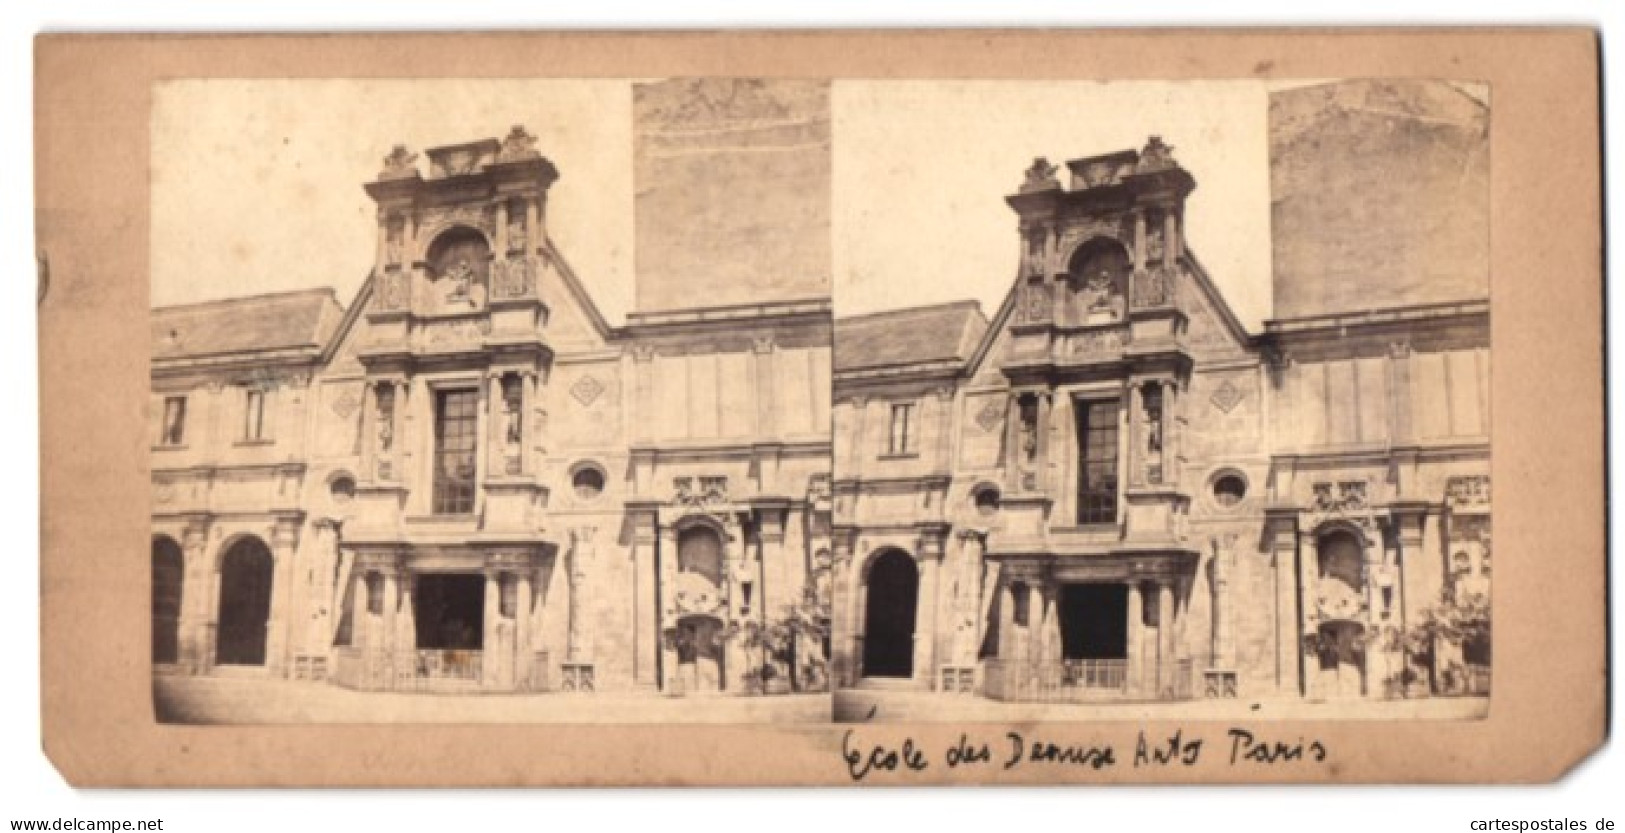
[674,475,729,509]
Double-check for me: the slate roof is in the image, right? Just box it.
[152,288,345,361]
[834,300,988,373]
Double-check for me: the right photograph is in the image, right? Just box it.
[829,79,1490,721]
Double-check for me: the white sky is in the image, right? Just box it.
[833,80,1273,329]
[151,79,639,321]
[153,79,1277,330]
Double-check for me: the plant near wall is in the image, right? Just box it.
[735,584,832,695]
[1400,587,1491,696]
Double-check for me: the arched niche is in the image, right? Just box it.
[422,226,491,312]
[1064,236,1130,325]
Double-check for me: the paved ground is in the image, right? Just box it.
[154,676,1487,725]
[833,688,1489,723]
[154,675,830,724]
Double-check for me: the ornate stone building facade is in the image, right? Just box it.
[831,126,1490,704]
[151,116,834,696]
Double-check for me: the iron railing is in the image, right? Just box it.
[983,658,1194,702]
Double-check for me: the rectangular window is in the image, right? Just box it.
[1075,399,1120,524]
[433,389,479,515]
[888,402,915,455]
[161,396,187,446]
[243,388,267,441]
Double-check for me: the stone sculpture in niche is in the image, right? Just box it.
[443,258,476,306]
[1141,385,1164,484]
[502,376,523,475]
[1080,268,1125,323]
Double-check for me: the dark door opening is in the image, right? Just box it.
[216,538,274,666]
[1059,583,1129,660]
[862,550,918,678]
[413,573,486,650]
[152,538,184,664]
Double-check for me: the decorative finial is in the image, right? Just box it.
[1137,136,1177,173]
[1020,157,1062,193]
[498,124,539,161]
[378,145,418,180]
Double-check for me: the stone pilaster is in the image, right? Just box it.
[628,503,660,689]
[913,529,945,686]
[1156,580,1175,697]
[265,517,301,678]
[566,526,597,664]
[829,526,859,687]
[1125,580,1144,697]
[178,517,212,674]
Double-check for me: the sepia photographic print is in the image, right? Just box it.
[34,29,1602,786]
[828,79,1492,722]
[149,78,835,724]
[148,75,1492,727]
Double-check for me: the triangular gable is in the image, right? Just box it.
[961,274,1026,383]
[318,271,376,373]
[1180,250,1256,356]
[541,240,616,343]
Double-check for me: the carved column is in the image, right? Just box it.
[1035,391,1053,491]
[1023,581,1042,665]
[522,371,540,476]
[1128,383,1146,488]
[830,528,858,687]
[630,510,658,689]
[380,567,399,685]
[266,518,301,678]
[754,337,777,439]
[1161,379,1179,487]
[1133,208,1148,272]
[178,519,212,674]
[1265,513,1303,696]
[1038,584,1059,664]
[957,529,988,666]
[481,569,500,687]
[914,534,943,685]
[996,576,1017,663]
[393,379,409,482]
[359,380,376,483]
[567,526,596,664]
[1156,580,1175,698]
[485,373,504,478]
[1388,341,1414,447]
[1004,394,1022,491]
[494,200,509,253]
[1125,581,1144,697]
[1165,206,1181,263]
[525,197,541,253]
[374,211,388,274]
[1211,538,1233,669]
[515,565,534,689]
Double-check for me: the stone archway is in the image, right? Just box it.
[216,537,275,666]
[674,614,726,694]
[862,549,919,679]
[152,536,184,665]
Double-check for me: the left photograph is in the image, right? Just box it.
[148,79,834,724]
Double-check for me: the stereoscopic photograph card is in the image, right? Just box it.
[34,29,1603,785]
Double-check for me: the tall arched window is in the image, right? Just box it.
[1317,531,1364,591]
[152,536,184,664]
[677,526,724,586]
